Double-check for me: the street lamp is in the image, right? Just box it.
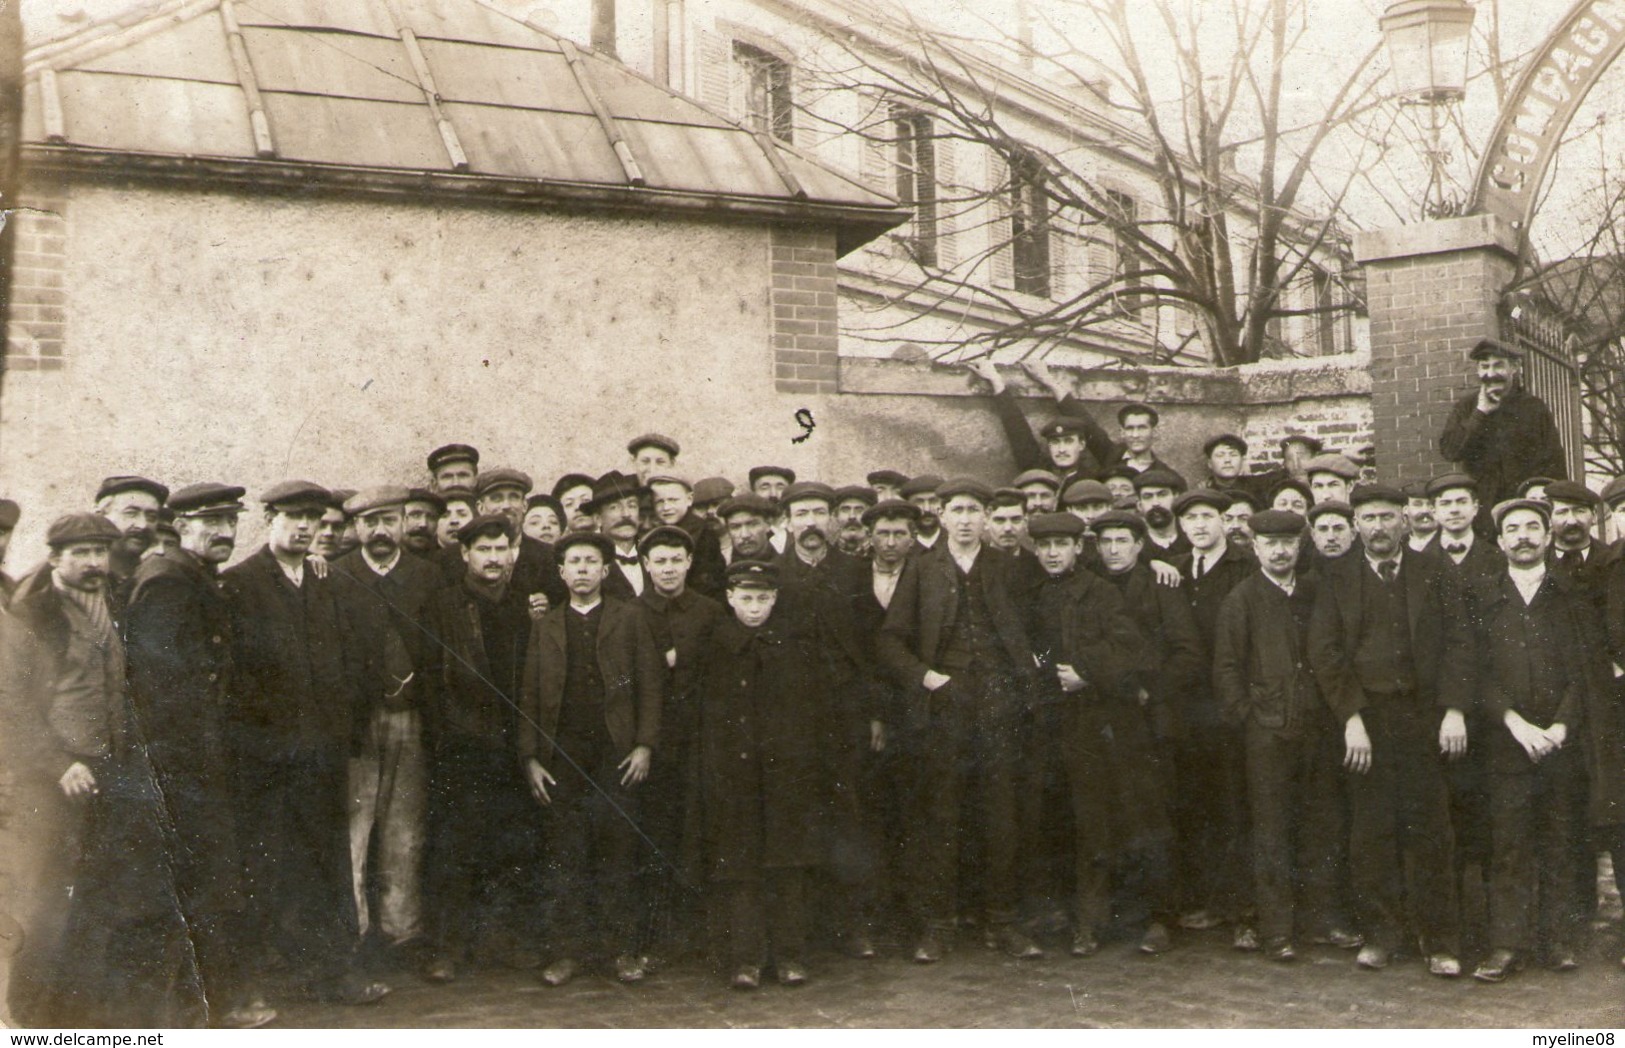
[1379,0,1476,217]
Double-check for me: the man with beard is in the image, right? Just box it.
[633,525,725,958]
[124,482,275,1028]
[94,475,168,597]
[1013,470,1061,515]
[876,478,1043,962]
[1308,501,1356,565]
[335,486,443,968]
[520,531,663,987]
[1305,454,1361,507]
[1221,488,1261,547]
[478,469,567,620]
[552,473,597,534]
[832,485,876,557]
[1135,469,1190,559]
[0,514,171,1026]
[749,466,796,554]
[427,444,479,493]
[648,475,726,598]
[1458,499,1600,982]
[1308,485,1470,977]
[901,474,946,552]
[589,471,650,600]
[420,514,537,983]
[867,470,908,503]
[1404,481,1440,553]
[1440,339,1569,511]
[225,483,385,1005]
[402,488,444,558]
[0,498,19,607]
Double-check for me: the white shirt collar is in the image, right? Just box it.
[362,547,401,576]
[571,597,603,616]
[1508,562,1546,605]
[949,543,980,575]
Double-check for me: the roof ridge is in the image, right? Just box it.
[25,0,219,72]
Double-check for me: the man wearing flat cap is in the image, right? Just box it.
[124,482,277,1026]
[0,497,20,608]
[419,514,538,982]
[749,466,796,554]
[1135,469,1190,559]
[479,468,567,619]
[427,444,480,493]
[717,494,778,568]
[867,470,907,504]
[402,488,445,559]
[901,474,946,552]
[1308,484,1471,977]
[1545,481,1616,609]
[519,530,664,987]
[1428,473,1499,583]
[833,485,877,558]
[94,475,169,598]
[1,513,171,1025]
[1305,454,1361,507]
[335,486,444,966]
[1307,501,1356,566]
[1440,338,1568,510]
[627,433,681,486]
[224,482,387,1006]
[1012,469,1061,515]
[876,478,1043,962]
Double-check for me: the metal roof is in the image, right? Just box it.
[20,0,906,254]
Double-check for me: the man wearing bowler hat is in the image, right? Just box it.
[1440,338,1568,510]
[587,471,650,600]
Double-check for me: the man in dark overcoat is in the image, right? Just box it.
[1438,338,1568,512]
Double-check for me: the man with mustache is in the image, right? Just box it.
[1404,481,1440,553]
[1012,469,1061,515]
[401,488,444,558]
[478,469,567,620]
[427,444,479,493]
[94,475,168,598]
[971,360,1103,495]
[832,485,876,557]
[901,474,945,552]
[1308,485,1472,978]
[749,466,796,555]
[1440,338,1569,512]
[1135,469,1190,559]
[1546,481,1616,603]
[224,482,387,1006]
[591,471,650,600]
[718,494,777,566]
[335,486,443,971]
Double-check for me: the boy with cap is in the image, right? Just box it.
[1214,509,1354,962]
[1439,338,1568,510]
[648,475,727,598]
[1201,434,1252,494]
[519,531,664,987]
[697,560,840,988]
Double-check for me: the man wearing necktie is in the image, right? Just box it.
[1308,485,1473,978]
[589,472,649,600]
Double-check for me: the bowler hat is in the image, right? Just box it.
[583,471,642,515]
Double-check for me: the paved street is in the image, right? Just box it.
[279,923,1625,1029]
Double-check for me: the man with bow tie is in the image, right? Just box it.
[591,472,649,600]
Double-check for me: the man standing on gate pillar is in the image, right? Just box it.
[1439,338,1567,511]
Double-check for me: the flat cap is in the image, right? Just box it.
[990,487,1027,510]
[1270,478,1313,506]
[937,477,994,505]
[1492,497,1551,529]
[1517,476,1556,497]
[1012,468,1063,491]
[1349,483,1406,508]
[1174,488,1231,515]
[866,469,909,489]
[1091,510,1147,539]
[0,498,18,528]
[328,488,357,508]
[1037,418,1090,440]
[427,443,479,472]
[899,474,945,499]
[475,468,534,497]
[639,525,694,555]
[97,475,169,505]
[748,465,797,487]
[717,494,778,520]
[644,475,692,492]
[627,432,680,458]
[344,485,411,516]
[169,482,246,517]
[1061,479,1113,506]
[1117,402,1160,426]
[1469,337,1522,361]
[1543,479,1597,506]
[1425,472,1478,498]
[1279,433,1324,453]
[584,471,643,514]
[262,479,333,510]
[692,477,736,506]
[782,481,837,507]
[1028,512,1085,539]
[551,472,596,500]
[406,487,446,513]
[833,485,878,507]
[1307,499,1353,524]
[47,512,122,548]
[1400,480,1434,500]
[1100,463,1139,484]
[1248,509,1307,537]
[456,513,516,546]
[1223,487,1262,511]
[554,531,615,562]
[861,499,922,527]
[1601,476,1625,507]
[1203,433,1248,458]
[439,485,477,507]
[1304,453,1361,480]
[1133,468,1186,493]
[525,493,565,519]
[154,509,178,538]
[726,559,780,590]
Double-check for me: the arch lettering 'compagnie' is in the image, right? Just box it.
[1471,0,1625,232]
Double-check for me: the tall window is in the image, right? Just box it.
[734,42,793,143]
[1313,267,1338,356]
[1010,154,1050,297]
[893,108,938,267]
[1104,189,1146,313]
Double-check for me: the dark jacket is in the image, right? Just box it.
[518,596,664,766]
[774,546,875,724]
[333,548,443,712]
[1026,567,1146,705]
[989,390,1101,487]
[1094,562,1205,740]
[223,547,358,758]
[636,586,725,755]
[1307,549,1471,724]
[1438,385,1568,509]
[675,510,728,600]
[1428,532,1503,588]
[1213,571,1327,735]
[420,574,531,749]
[511,534,569,610]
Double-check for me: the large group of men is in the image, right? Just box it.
[0,337,1622,1028]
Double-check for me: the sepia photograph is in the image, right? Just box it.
[0,0,1623,1031]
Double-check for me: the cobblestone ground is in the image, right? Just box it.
[279,922,1625,1029]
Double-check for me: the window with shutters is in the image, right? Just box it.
[1010,153,1050,298]
[892,108,938,267]
[1103,189,1147,315]
[1312,266,1339,356]
[734,42,793,143]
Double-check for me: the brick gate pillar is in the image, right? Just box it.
[1353,214,1520,486]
